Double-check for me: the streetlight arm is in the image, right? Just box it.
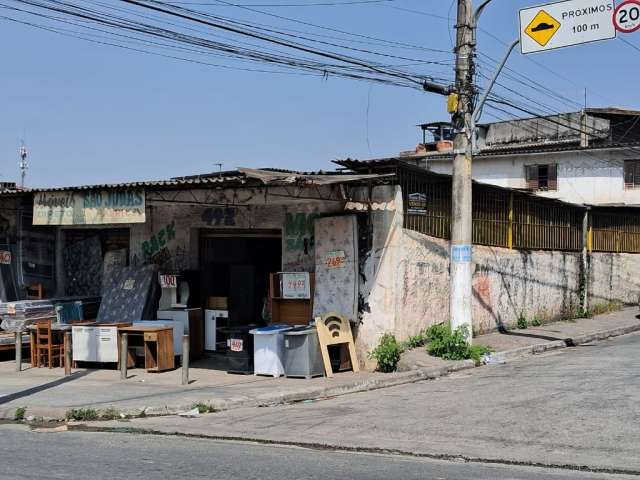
[472,38,520,123]
[474,0,495,25]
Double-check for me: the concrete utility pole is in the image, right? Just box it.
[450,0,476,340]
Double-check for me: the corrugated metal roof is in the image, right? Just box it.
[0,167,391,197]
[417,140,640,160]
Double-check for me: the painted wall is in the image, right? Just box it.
[129,189,342,274]
[356,186,640,369]
[427,148,640,205]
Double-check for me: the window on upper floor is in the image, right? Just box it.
[624,160,640,189]
[525,164,557,191]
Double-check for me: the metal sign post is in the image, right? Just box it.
[519,0,616,54]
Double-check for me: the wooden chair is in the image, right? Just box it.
[35,320,64,368]
[314,312,359,378]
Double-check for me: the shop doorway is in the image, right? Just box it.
[199,230,281,327]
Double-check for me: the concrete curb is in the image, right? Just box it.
[6,323,640,422]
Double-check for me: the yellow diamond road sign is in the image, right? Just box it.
[524,10,561,47]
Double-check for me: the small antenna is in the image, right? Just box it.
[19,142,28,189]
[214,163,223,174]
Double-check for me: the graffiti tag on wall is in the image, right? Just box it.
[285,212,318,255]
[201,207,237,226]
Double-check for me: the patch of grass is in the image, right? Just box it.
[14,407,26,422]
[516,315,528,329]
[192,402,216,414]
[590,301,623,316]
[398,332,429,352]
[368,333,401,373]
[425,324,492,364]
[66,408,99,422]
[99,408,120,420]
[530,315,542,327]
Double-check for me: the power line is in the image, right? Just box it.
[166,0,394,6]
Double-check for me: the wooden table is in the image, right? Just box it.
[117,326,174,372]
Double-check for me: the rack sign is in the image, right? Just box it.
[519,0,616,54]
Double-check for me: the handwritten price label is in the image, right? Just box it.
[324,250,346,269]
[281,272,310,299]
[230,339,244,352]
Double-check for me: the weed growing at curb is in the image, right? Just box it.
[14,407,26,422]
[369,333,401,373]
[100,408,120,420]
[66,408,99,421]
[517,315,528,329]
[426,324,492,364]
[192,403,216,414]
[531,315,542,327]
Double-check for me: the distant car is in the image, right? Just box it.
[531,22,555,32]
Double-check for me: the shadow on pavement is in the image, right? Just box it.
[0,370,94,405]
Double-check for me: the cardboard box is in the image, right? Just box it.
[207,296,228,309]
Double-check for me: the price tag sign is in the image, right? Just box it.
[159,274,178,288]
[324,250,346,269]
[230,338,244,352]
[281,272,311,299]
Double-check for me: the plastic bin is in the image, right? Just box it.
[250,325,292,377]
[225,326,255,374]
[283,325,324,379]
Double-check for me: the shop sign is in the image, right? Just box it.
[159,274,178,289]
[229,338,244,352]
[33,189,145,225]
[323,250,346,269]
[0,250,11,265]
[281,272,311,299]
[407,193,427,216]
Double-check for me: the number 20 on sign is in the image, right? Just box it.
[614,0,640,33]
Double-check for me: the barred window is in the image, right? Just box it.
[624,160,640,189]
[525,164,557,192]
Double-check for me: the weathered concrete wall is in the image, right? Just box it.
[129,187,343,273]
[589,253,640,306]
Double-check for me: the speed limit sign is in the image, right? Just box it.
[614,0,640,33]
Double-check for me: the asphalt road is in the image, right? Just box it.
[91,331,640,475]
[0,424,636,480]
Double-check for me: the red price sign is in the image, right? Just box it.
[324,250,346,269]
[230,339,244,352]
[614,0,640,33]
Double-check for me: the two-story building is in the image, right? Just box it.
[412,108,640,206]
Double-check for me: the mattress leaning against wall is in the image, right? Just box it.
[96,264,159,323]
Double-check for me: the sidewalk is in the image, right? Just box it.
[1,307,638,421]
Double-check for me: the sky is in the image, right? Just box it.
[0,0,638,188]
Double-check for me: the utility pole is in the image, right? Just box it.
[450,0,476,340]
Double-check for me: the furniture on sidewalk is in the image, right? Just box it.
[314,312,359,378]
[156,308,203,359]
[250,325,292,377]
[27,318,67,367]
[269,272,315,326]
[33,319,67,368]
[204,309,229,351]
[283,325,325,379]
[72,323,130,364]
[117,326,174,372]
